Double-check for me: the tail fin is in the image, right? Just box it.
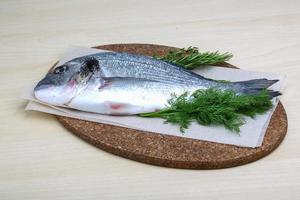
[235,79,278,89]
[241,88,281,97]
[268,90,282,97]
[235,78,281,98]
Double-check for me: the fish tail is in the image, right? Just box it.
[235,78,278,89]
[240,88,281,97]
[234,78,281,97]
[267,90,282,97]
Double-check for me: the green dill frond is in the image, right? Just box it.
[154,47,233,70]
[139,89,273,133]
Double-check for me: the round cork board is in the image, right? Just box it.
[56,44,288,169]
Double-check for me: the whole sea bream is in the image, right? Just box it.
[34,52,280,115]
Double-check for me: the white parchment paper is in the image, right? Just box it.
[23,47,285,148]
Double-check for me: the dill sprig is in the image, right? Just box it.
[140,89,273,133]
[155,47,233,69]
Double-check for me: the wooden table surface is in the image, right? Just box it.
[1,0,299,199]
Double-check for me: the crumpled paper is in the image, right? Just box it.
[23,46,285,148]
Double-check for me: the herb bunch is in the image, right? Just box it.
[140,89,273,133]
[155,47,233,69]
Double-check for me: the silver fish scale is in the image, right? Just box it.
[90,52,212,85]
[99,77,197,98]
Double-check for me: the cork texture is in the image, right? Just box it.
[56,44,288,169]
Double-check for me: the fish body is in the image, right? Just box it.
[67,77,200,115]
[34,52,280,115]
[60,52,215,85]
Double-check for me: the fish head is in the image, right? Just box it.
[34,57,100,106]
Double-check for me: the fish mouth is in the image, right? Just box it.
[34,76,55,91]
[34,83,53,91]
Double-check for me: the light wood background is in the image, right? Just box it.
[1,0,299,199]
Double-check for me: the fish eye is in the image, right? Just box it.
[54,65,69,74]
